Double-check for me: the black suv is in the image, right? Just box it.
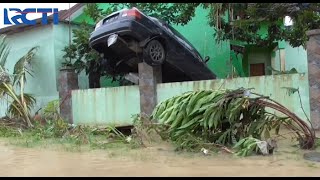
[89,7,216,82]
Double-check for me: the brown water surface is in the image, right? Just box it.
[0,138,319,177]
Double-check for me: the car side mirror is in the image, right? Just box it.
[204,56,210,63]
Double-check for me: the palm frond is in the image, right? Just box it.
[0,35,37,127]
[0,83,5,98]
[0,71,10,84]
[0,35,10,69]
[13,46,39,86]
[7,93,36,118]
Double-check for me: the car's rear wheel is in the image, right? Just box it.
[143,40,166,66]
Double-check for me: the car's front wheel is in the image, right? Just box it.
[143,40,166,66]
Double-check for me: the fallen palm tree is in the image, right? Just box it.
[150,88,315,156]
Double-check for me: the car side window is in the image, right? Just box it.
[151,17,203,60]
[167,26,204,60]
[152,18,173,34]
[153,19,193,49]
[170,29,192,49]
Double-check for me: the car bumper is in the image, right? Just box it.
[89,20,151,49]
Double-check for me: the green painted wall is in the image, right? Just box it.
[72,73,310,126]
[231,21,308,76]
[170,7,230,78]
[72,85,140,126]
[0,21,123,117]
[261,42,308,74]
[52,23,85,89]
[0,25,58,116]
[284,43,308,73]
[53,22,119,89]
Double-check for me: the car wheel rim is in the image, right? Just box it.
[149,42,164,63]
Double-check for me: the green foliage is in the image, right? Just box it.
[233,136,259,156]
[43,100,60,120]
[62,23,100,75]
[0,35,10,85]
[316,138,320,148]
[206,3,320,48]
[0,35,10,72]
[151,88,308,156]
[31,119,69,139]
[83,3,113,23]
[113,3,199,25]
[0,118,135,150]
[85,3,199,25]
[0,126,21,137]
[0,35,39,127]
[63,3,320,80]
[7,93,36,119]
[13,46,39,86]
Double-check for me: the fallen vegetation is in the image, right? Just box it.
[0,117,140,151]
[0,86,316,157]
[0,98,140,151]
[150,88,316,156]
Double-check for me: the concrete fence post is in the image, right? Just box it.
[58,67,79,124]
[138,62,162,119]
[306,29,320,130]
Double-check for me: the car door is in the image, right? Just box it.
[151,18,215,80]
[150,18,186,61]
[156,20,197,68]
[163,25,214,80]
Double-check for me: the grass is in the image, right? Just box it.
[0,119,136,152]
[307,162,318,168]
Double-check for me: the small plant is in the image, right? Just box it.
[233,136,260,156]
[42,100,60,120]
[0,35,39,127]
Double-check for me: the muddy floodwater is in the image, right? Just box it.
[0,138,319,177]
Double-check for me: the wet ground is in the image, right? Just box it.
[0,137,319,177]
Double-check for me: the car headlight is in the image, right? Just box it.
[95,20,103,30]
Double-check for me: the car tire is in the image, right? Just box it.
[143,40,166,66]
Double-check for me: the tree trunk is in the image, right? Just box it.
[88,71,101,88]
